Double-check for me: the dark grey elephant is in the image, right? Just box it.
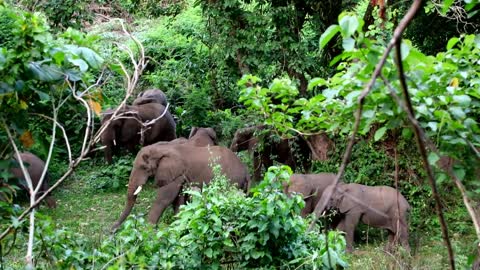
[230,125,311,183]
[111,143,249,231]
[7,152,56,208]
[133,89,167,106]
[284,173,337,217]
[100,103,176,164]
[313,183,411,252]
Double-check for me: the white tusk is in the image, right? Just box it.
[133,186,142,195]
[321,210,326,217]
[113,139,117,146]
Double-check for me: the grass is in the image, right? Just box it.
[2,155,478,269]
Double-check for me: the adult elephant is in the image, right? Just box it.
[8,152,56,208]
[284,173,337,217]
[133,89,167,106]
[230,125,311,183]
[154,126,218,212]
[111,143,249,231]
[313,183,411,252]
[100,103,176,164]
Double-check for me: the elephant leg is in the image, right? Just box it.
[148,177,183,224]
[337,213,361,253]
[301,198,312,217]
[386,231,396,252]
[399,224,411,253]
[172,193,186,215]
[252,151,262,183]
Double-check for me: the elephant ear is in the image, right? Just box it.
[155,151,186,185]
[205,128,217,144]
[335,185,356,213]
[188,127,198,139]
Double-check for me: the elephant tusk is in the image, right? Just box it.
[113,139,117,146]
[321,210,326,217]
[134,186,142,195]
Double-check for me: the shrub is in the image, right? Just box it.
[25,166,347,269]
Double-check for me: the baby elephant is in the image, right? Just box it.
[314,183,410,252]
[284,173,336,217]
[9,152,56,208]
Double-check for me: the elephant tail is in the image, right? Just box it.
[111,192,138,232]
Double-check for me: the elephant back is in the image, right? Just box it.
[133,89,167,106]
[11,152,45,188]
[136,103,176,144]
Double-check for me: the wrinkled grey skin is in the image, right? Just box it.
[8,152,56,208]
[100,103,176,164]
[314,183,411,252]
[111,144,249,231]
[133,89,167,106]
[153,127,219,213]
[230,125,311,183]
[284,173,336,217]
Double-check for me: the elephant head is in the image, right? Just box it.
[313,184,349,217]
[189,127,217,146]
[111,144,185,231]
[100,106,141,164]
[133,89,167,106]
[230,125,265,152]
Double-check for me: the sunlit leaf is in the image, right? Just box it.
[19,131,34,148]
[319,25,340,50]
[374,127,387,141]
[339,15,358,37]
[88,99,102,116]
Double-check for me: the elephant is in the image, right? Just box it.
[7,152,56,208]
[284,173,337,217]
[154,127,218,212]
[188,127,217,146]
[230,125,311,183]
[313,183,411,252]
[133,89,167,106]
[111,143,249,231]
[100,102,176,164]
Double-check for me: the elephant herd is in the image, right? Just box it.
[3,88,412,253]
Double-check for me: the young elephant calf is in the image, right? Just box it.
[8,152,56,208]
[284,173,337,217]
[314,183,410,253]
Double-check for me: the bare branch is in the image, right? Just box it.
[31,113,72,164]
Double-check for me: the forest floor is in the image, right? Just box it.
[4,155,477,269]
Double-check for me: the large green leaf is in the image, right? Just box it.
[319,25,340,50]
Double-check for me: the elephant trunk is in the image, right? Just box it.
[111,192,138,232]
[111,172,147,232]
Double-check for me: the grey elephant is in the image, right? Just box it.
[100,103,176,164]
[230,125,311,183]
[313,183,411,252]
[188,127,217,146]
[7,152,56,208]
[133,89,167,106]
[154,126,219,212]
[111,143,249,231]
[284,173,337,217]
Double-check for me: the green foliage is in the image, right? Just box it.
[85,154,134,192]
[18,0,92,30]
[22,166,347,269]
[116,0,186,18]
